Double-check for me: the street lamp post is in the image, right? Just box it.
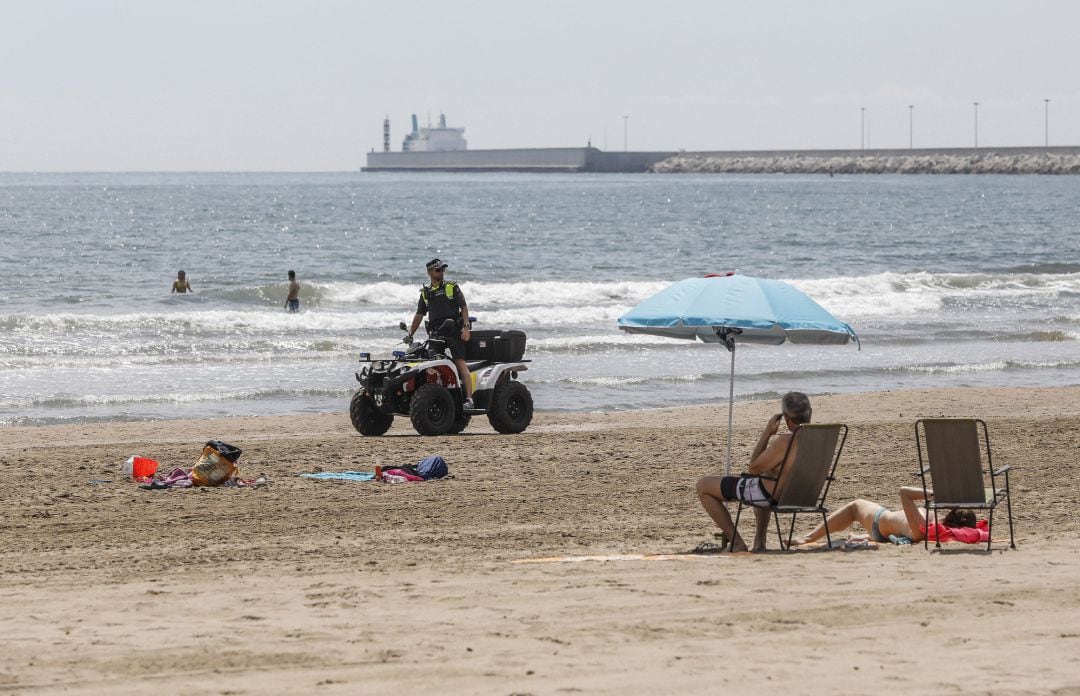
[860,107,866,150]
[1044,99,1050,148]
[973,101,979,148]
[908,105,914,149]
[623,115,629,152]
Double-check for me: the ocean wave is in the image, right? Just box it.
[789,271,1080,317]
[894,358,1080,375]
[1,386,352,410]
[2,271,1077,365]
[0,304,634,338]
[205,279,675,309]
[0,309,404,333]
[997,262,1080,275]
[0,348,369,371]
[550,374,708,387]
[204,273,1080,317]
[1020,330,1077,342]
[528,333,690,352]
[902,361,1009,375]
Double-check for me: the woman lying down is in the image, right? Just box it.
[789,486,977,546]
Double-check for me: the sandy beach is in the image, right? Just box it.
[3,385,1080,694]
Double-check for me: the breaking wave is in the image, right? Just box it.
[204,279,674,309]
[0,386,351,410]
[789,271,1080,317]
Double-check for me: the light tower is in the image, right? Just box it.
[908,105,914,149]
[1044,99,1050,148]
[382,116,391,153]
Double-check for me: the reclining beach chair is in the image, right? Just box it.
[915,418,1015,551]
[729,423,848,551]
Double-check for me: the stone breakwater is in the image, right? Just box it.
[653,152,1080,175]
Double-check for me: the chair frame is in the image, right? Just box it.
[915,418,1016,551]
[728,423,848,552]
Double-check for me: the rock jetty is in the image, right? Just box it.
[652,152,1080,175]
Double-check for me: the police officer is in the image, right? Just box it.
[407,258,475,409]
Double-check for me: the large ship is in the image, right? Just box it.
[365,112,673,172]
[402,113,467,152]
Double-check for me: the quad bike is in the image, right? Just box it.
[350,318,533,436]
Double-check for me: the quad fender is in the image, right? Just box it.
[402,359,461,392]
[473,363,527,392]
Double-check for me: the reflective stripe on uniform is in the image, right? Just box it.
[421,281,456,303]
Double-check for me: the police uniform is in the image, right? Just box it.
[417,280,467,358]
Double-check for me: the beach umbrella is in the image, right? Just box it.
[617,273,859,474]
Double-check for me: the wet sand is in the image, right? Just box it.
[2,386,1079,694]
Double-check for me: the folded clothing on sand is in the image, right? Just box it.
[140,467,192,489]
[922,519,990,544]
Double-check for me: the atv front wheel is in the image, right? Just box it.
[487,380,533,434]
[449,412,471,434]
[410,383,456,436]
[350,392,393,436]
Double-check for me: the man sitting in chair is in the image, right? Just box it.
[696,392,812,552]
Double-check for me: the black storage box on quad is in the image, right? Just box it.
[465,330,527,362]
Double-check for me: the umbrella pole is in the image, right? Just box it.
[725,342,735,475]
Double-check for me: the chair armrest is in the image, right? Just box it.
[993,465,1012,476]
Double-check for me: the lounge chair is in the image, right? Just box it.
[729,423,848,551]
[915,418,1015,551]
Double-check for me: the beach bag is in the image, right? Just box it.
[415,455,448,480]
[191,440,243,487]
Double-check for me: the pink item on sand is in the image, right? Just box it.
[385,468,424,482]
[922,519,990,544]
[160,467,194,488]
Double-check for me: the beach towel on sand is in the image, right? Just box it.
[923,519,990,544]
[300,471,375,482]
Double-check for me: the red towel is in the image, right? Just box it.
[922,519,990,544]
[385,468,425,482]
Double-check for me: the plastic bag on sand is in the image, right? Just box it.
[191,440,243,487]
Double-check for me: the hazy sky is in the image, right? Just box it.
[2,0,1078,170]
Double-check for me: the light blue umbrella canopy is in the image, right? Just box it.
[617,274,859,347]
[617,274,859,473]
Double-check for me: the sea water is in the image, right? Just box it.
[1,172,1078,426]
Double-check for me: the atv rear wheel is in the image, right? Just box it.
[487,380,533,434]
[350,392,393,436]
[409,383,456,436]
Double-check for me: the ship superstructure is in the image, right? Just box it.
[402,113,467,152]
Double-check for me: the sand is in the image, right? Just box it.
[2,386,1079,694]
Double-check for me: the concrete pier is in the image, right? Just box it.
[363,146,1080,174]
